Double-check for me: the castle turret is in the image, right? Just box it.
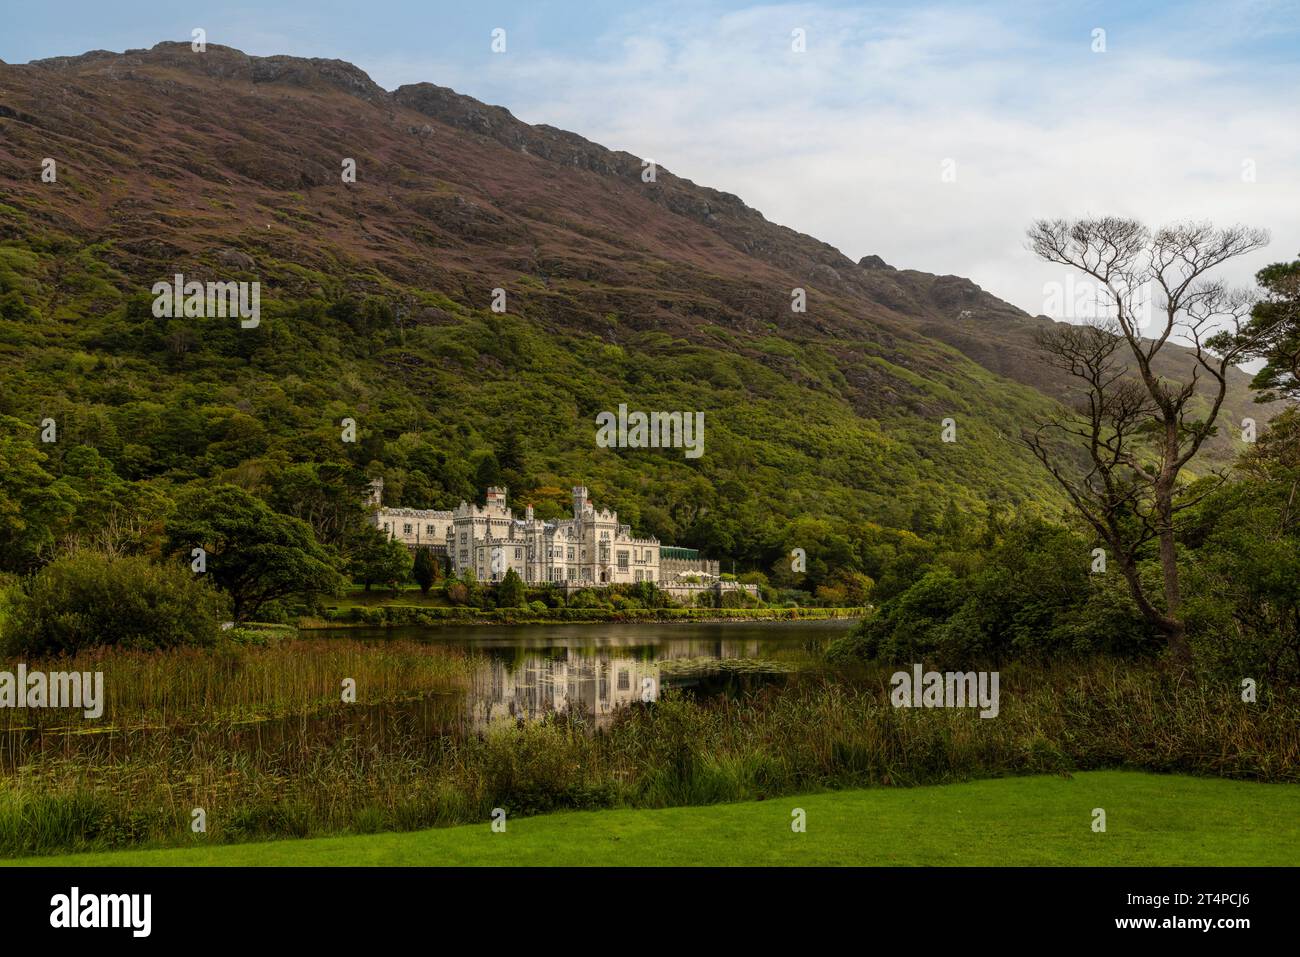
[485,486,508,509]
[367,477,384,507]
[573,485,589,518]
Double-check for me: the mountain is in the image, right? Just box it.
[0,42,1274,580]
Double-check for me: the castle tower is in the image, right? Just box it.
[485,486,508,509]
[367,477,384,507]
[572,485,589,518]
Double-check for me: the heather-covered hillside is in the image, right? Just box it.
[0,42,1272,584]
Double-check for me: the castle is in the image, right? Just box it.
[368,480,720,587]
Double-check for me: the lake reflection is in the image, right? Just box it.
[338,619,856,729]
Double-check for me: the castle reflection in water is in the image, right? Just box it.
[466,638,775,729]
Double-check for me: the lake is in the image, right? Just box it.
[0,619,859,770]
[329,618,857,728]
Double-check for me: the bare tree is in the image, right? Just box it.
[1024,218,1272,663]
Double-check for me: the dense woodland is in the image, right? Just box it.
[2,47,1294,681]
[1,203,1297,676]
[0,228,1064,640]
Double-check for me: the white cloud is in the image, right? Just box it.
[362,2,1300,319]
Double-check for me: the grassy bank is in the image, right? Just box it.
[8,771,1298,866]
[303,604,869,628]
[0,659,1295,859]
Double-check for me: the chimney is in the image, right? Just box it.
[526,503,535,521]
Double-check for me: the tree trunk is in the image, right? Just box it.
[1158,525,1181,612]
[1154,471,1189,663]
[1116,547,1191,665]
[1158,616,1192,667]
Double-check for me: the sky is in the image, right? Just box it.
[4,0,1298,319]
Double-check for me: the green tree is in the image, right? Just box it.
[268,462,370,547]
[829,519,1150,666]
[474,452,501,491]
[164,484,344,619]
[497,428,524,474]
[349,526,412,594]
[822,569,874,606]
[459,567,484,607]
[412,547,437,595]
[0,423,77,573]
[1245,256,1300,401]
[1182,408,1300,680]
[497,567,526,607]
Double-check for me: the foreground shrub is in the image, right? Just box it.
[1,551,229,655]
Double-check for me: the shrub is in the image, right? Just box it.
[498,568,526,608]
[412,548,437,595]
[827,520,1152,666]
[566,589,608,609]
[2,550,229,655]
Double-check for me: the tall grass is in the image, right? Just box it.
[0,638,471,729]
[0,656,1294,858]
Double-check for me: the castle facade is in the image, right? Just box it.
[371,480,711,587]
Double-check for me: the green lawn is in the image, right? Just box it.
[6,771,1297,866]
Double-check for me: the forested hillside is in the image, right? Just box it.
[0,42,1274,593]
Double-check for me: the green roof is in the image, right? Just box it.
[660,546,702,560]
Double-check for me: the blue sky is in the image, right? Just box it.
[4,1,1298,317]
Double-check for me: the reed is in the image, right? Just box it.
[0,657,1294,858]
[0,637,472,729]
